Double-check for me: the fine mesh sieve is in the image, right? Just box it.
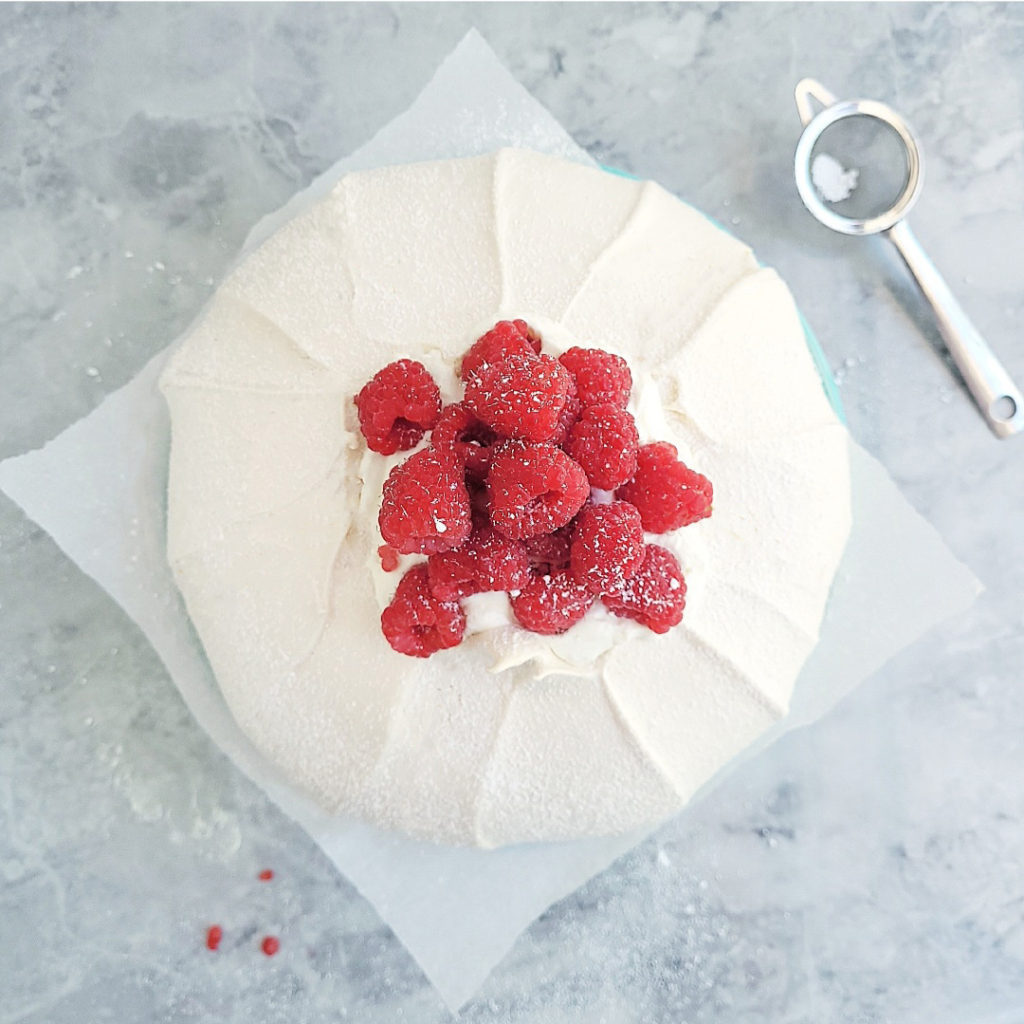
[793,78,1022,438]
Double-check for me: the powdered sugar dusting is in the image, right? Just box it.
[161,149,851,847]
[811,153,860,204]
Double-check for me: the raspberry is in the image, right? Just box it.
[378,448,472,555]
[517,320,543,353]
[509,570,595,635]
[601,544,687,634]
[427,526,530,601]
[524,525,573,575]
[354,359,442,455]
[381,565,466,657]
[548,385,582,449]
[432,403,498,484]
[464,353,573,443]
[616,442,714,533]
[569,501,645,595]
[467,478,492,526]
[558,347,632,408]
[487,443,590,540]
[565,404,640,490]
[460,320,542,382]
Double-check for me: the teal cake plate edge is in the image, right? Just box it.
[599,164,845,424]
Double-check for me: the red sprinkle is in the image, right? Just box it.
[377,545,400,572]
[261,935,280,957]
[257,869,274,882]
[206,925,223,951]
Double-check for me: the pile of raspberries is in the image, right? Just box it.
[354,319,713,658]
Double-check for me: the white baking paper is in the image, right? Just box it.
[0,30,982,1012]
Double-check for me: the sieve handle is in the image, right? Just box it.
[886,220,1024,438]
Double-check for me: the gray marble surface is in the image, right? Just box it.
[2,3,1023,1022]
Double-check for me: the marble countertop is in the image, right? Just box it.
[2,4,1023,1021]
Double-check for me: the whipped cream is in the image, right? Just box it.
[161,149,851,847]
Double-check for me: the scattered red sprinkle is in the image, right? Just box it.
[206,925,223,951]
[257,869,274,882]
[377,545,400,573]
[261,935,280,957]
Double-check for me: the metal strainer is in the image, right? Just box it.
[794,78,1023,438]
